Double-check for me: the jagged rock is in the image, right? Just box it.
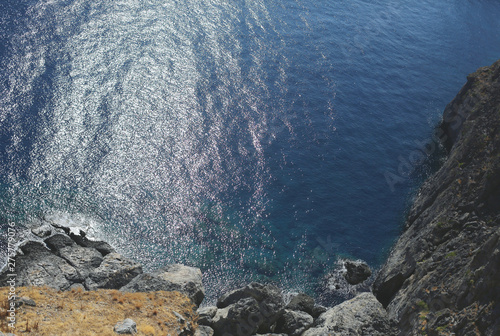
[343,260,372,285]
[374,59,500,336]
[31,224,53,238]
[311,305,327,319]
[194,325,214,336]
[87,252,143,290]
[274,309,313,336]
[120,264,204,306]
[0,242,78,290]
[17,297,36,307]
[216,282,285,332]
[44,233,75,251]
[68,231,115,256]
[114,318,137,334]
[302,292,397,336]
[197,306,217,326]
[58,245,103,279]
[212,297,262,336]
[285,293,315,315]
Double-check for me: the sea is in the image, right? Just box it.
[1,0,500,304]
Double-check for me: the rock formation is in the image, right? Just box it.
[374,59,500,335]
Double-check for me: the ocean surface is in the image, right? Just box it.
[1,0,500,303]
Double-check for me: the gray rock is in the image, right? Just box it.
[31,224,53,238]
[285,293,314,315]
[197,306,217,326]
[44,233,75,251]
[120,264,204,306]
[275,309,313,336]
[216,282,285,333]
[88,253,142,290]
[302,292,397,336]
[194,325,214,336]
[0,245,78,290]
[374,59,500,336]
[58,245,103,279]
[343,260,372,285]
[17,297,36,307]
[114,318,137,334]
[311,305,327,319]
[212,297,262,336]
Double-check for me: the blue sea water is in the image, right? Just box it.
[1,0,500,303]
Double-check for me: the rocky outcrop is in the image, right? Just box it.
[374,59,500,335]
[120,264,205,306]
[0,220,205,308]
[302,292,397,336]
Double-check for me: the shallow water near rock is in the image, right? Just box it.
[1,0,500,303]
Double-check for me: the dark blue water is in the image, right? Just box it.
[1,0,500,303]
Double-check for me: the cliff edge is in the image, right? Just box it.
[374,60,500,335]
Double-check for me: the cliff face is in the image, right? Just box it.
[374,60,500,335]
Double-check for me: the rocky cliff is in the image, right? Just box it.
[374,59,500,335]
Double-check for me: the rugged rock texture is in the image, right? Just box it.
[206,282,285,336]
[374,59,500,335]
[302,292,397,336]
[343,260,372,285]
[0,220,205,310]
[120,263,205,306]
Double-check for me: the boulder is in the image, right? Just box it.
[114,318,137,334]
[31,224,53,238]
[197,306,217,326]
[285,293,315,315]
[274,309,313,336]
[44,233,75,251]
[120,264,204,306]
[211,297,262,336]
[343,260,372,285]
[213,282,285,334]
[58,245,103,279]
[0,243,79,290]
[194,325,214,336]
[87,253,143,290]
[302,292,397,336]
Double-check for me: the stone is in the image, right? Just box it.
[311,305,327,318]
[274,309,313,336]
[302,292,397,336]
[120,264,204,306]
[285,293,315,315]
[0,247,78,290]
[194,325,214,336]
[215,282,285,333]
[114,318,137,334]
[88,253,142,290]
[343,260,372,285]
[17,297,36,307]
[374,59,500,336]
[211,297,262,336]
[44,233,75,251]
[31,224,53,238]
[197,306,217,326]
[58,245,103,279]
